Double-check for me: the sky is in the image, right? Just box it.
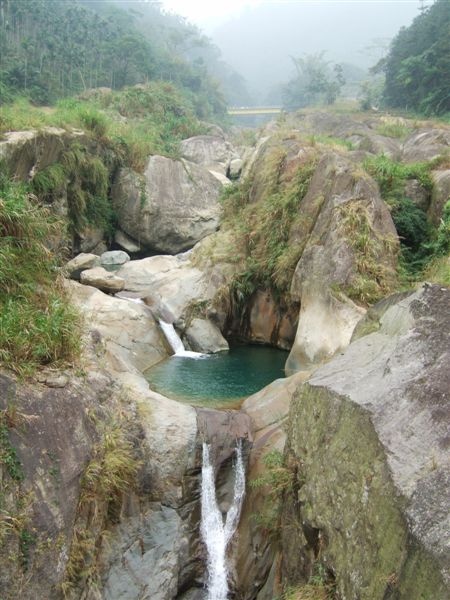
[161,0,422,31]
[160,0,423,102]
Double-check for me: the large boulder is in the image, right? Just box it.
[286,152,398,372]
[184,318,229,353]
[402,129,450,163]
[179,135,237,175]
[111,156,223,254]
[80,266,125,294]
[282,284,450,599]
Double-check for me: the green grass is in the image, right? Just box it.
[221,150,318,301]
[363,154,449,277]
[0,176,80,375]
[0,83,210,170]
[375,122,412,139]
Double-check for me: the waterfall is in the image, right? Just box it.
[159,319,204,358]
[201,441,246,600]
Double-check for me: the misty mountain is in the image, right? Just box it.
[211,0,421,104]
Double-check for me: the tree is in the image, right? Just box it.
[282,53,345,110]
[380,0,450,115]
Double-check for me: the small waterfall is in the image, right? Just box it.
[201,441,246,600]
[159,319,204,358]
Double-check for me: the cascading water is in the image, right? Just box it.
[201,441,246,600]
[159,319,204,358]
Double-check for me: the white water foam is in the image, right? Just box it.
[201,441,246,600]
[159,319,205,358]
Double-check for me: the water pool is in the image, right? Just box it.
[144,345,287,407]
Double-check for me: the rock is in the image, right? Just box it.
[429,169,450,226]
[100,250,130,268]
[117,255,214,321]
[0,372,107,598]
[68,281,168,374]
[286,152,398,371]
[65,253,100,280]
[179,135,236,174]
[235,373,307,599]
[404,178,430,211]
[0,127,86,180]
[114,229,142,253]
[184,318,229,353]
[282,285,450,599]
[77,224,105,254]
[208,169,232,186]
[101,504,184,600]
[111,156,223,254]
[228,157,243,179]
[402,129,450,163]
[43,373,69,388]
[80,266,125,293]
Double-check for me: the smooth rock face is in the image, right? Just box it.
[184,318,229,353]
[402,129,450,163]
[65,252,100,280]
[282,285,450,599]
[114,228,142,253]
[80,266,125,293]
[286,152,398,371]
[111,156,223,254]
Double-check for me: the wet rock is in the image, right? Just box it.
[80,266,125,293]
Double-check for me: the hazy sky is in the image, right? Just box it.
[161,0,423,102]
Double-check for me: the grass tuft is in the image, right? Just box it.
[0,176,80,375]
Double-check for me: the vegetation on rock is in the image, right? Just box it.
[0,175,80,375]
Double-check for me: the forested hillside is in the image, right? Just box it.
[380,0,450,115]
[0,0,233,118]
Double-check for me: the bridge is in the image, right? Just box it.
[227,106,283,116]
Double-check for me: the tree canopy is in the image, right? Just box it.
[0,0,234,118]
[380,0,450,115]
[282,53,345,110]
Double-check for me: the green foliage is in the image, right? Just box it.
[375,122,412,139]
[363,154,438,274]
[0,176,80,374]
[283,53,345,109]
[0,411,24,482]
[0,0,227,120]
[380,0,450,115]
[221,153,317,301]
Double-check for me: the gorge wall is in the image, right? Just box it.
[1,107,449,599]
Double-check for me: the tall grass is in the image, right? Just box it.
[0,176,80,375]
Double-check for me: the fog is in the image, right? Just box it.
[208,1,421,104]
